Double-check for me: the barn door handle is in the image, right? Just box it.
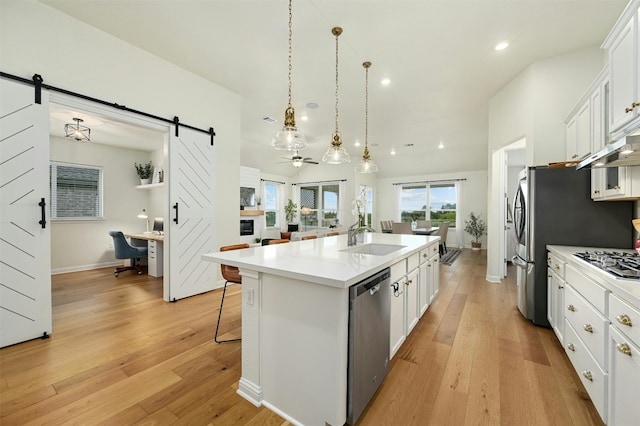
[38,198,46,229]
[173,202,179,224]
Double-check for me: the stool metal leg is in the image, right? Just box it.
[214,281,241,343]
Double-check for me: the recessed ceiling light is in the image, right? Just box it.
[438,142,444,149]
[381,78,391,86]
[354,139,361,147]
[300,115,308,121]
[390,149,396,155]
[306,102,319,109]
[494,41,509,51]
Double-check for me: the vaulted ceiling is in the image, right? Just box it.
[41,0,629,177]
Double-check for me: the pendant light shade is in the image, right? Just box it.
[272,0,308,151]
[322,27,350,164]
[356,61,378,173]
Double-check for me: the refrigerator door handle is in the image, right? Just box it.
[512,255,534,272]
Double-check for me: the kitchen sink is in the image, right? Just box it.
[340,243,406,256]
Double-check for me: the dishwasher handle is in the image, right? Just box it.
[369,284,381,296]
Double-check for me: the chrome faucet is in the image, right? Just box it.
[348,220,375,246]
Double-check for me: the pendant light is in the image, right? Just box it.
[322,27,351,164]
[65,117,91,142]
[271,0,308,151]
[356,61,378,173]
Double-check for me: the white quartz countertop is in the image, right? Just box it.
[548,245,640,308]
[202,233,439,288]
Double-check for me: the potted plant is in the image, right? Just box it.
[135,161,153,185]
[284,199,298,225]
[464,212,487,250]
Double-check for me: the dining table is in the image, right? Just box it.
[413,226,439,235]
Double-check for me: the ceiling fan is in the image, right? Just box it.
[279,151,319,168]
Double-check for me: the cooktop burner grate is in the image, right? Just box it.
[573,251,640,279]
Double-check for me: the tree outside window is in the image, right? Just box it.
[264,182,279,227]
[299,183,340,228]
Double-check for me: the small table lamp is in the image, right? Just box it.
[138,209,149,233]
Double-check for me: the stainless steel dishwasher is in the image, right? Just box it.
[347,267,391,425]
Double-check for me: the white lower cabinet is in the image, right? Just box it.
[390,260,407,359]
[405,268,420,335]
[390,242,439,359]
[608,293,640,426]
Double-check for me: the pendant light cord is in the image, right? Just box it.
[287,0,293,109]
[334,29,340,133]
[365,63,369,148]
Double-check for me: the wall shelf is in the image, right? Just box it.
[135,182,164,190]
[240,210,264,216]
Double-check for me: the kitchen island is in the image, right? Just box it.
[202,232,440,426]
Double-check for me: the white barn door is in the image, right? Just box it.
[0,78,51,347]
[168,126,216,301]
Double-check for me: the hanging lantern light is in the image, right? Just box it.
[356,61,378,173]
[271,0,308,151]
[322,27,350,164]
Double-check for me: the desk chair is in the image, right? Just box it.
[435,221,450,256]
[108,231,148,277]
[215,243,250,343]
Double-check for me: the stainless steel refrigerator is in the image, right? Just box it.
[512,166,633,326]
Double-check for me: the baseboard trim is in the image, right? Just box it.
[52,261,121,275]
[237,377,263,407]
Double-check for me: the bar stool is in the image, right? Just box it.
[215,243,250,343]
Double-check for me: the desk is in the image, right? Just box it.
[125,233,164,277]
[413,227,439,235]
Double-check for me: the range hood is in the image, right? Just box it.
[577,134,640,169]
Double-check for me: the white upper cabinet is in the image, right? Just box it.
[604,1,640,135]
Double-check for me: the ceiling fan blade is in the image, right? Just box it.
[304,159,319,164]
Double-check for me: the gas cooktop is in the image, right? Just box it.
[573,251,640,279]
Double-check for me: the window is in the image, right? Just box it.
[50,162,103,220]
[299,183,340,227]
[264,182,280,227]
[400,183,457,227]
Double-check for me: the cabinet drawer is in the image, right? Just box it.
[547,252,565,279]
[390,260,406,283]
[609,294,640,346]
[565,284,609,369]
[419,248,430,265]
[564,320,608,422]
[407,253,420,272]
[565,265,608,314]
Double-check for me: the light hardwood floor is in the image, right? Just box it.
[0,250,603,425]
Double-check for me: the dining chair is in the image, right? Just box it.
[392,222,413,235]
[301,235,317,240]
[215,243,250,343]
[268,239,290,245]
[435,221,450,256]
[416,219,432,228]
[326,232,340,237]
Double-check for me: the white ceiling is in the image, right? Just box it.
[41,0,629,177]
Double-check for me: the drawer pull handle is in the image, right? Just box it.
[554,264,560,270]
[583,324,593,333]
[617,314,632,327]
[567,343,575,352]
[558,285,564,289]
[423,253,427,258]
[405,279,413,286]
[582,370,593,382]
[567,304,576,312]
[616,343,632,356]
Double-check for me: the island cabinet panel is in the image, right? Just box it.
[260,273,349,426]
[608,323,640,425]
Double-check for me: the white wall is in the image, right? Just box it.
[1,0,242,279]
[50,136,159,272]
[486,47,607,280]
[377,170,488,249]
